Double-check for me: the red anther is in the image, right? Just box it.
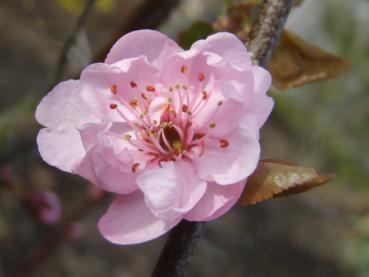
[181,104,189,113]
[181,65,188,73]
[193,133,205,140]
[202,91,208,100]
[109,103,118,109]
[110,84,117,94]
[141,92,148,100]
[129,99,138,108]
[132,163,140,173]
[146,85,156,92]
[198,72,205,81]
[219,139,229,148]
[130,81,137,88]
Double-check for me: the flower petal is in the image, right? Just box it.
[35,80,98,128]
[136,161,206,220]
[185,181,245,221]
[37,127,85,172]
[75,123,138,194]
[193,128,260,185]
[191,32,252,70]
[98,192,181,245]
[105,30,182,68]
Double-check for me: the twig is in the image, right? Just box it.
[92,0,181,62]
[53,0,97,83]
[13,194,108,277]
[150,1,292,277]
[247,0,293,67]
[151,221,206,277]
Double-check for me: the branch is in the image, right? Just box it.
[150,1,292,277]
[247,0,292,66]
[92,0,181,62]
[53,0,97,83]
[151,221,206,277]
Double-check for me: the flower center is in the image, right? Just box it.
[107,66,230,171]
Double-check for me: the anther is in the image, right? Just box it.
[132,163,140,173]
[181,104,189,113]
[130,99,138,108]
[198,72,205,81]
[110,84,117,94]
[219,139,229,148]
[146,85,156,92]
[130,81,137,88]
[193,133,205,140]
[124,134,131,141]
[209,122,216,128]
[109,103,118,109]
[181,65,188,73]
[217,100,223,106]
[141,93,148,100]
[202,91,208,100]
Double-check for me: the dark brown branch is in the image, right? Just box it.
[150,1,292,277]
[54,0,97,82]
[92,0,181,62]
[151,221,206,277]
[247,0,293,66]
[13,194,108,277]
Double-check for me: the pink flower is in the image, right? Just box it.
[36,30,273,244]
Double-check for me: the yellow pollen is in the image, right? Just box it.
[172,140,183,152]
[181,65,188,73]
[124,134,131,141]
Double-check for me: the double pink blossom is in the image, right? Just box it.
[36,30,273,244]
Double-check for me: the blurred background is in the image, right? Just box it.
[0,0,368,276]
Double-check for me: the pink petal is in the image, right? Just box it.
[98,192,181,245]
[185,181,245,221]
[193,128,260,185]
[105,30,182,68]
[191,32,252,70]
[252,65,272,95]
[136,161,206,220]
[80,58,160,123]
[76,123,138,194]
[35,80,98,129]
[37,127,85,172]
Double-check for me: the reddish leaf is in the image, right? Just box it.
[240,159,334,205]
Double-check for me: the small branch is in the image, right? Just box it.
[53,0,97,83]
[150,1,292,277]
[93,0,181,62]
[13,194,108,277]
[151,221,206,277]
[247,0,292,66]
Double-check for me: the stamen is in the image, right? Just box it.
[132,163,140,173]
[109,103,118,109]
[146,85,156,92]
[130,81,137,88]
[181,104,189,113]
[110,84,117,94]
[141,93,148,100]
[209,122,216,128]
[193,133,205,140]
[181,65,188,73]
[198,72,205,81]
[129,99,138,108]
[219,139,229,148]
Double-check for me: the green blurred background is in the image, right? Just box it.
[0,0,368,276]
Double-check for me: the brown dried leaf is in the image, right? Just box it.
[268,30,351,90]
[240,159,334,205]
